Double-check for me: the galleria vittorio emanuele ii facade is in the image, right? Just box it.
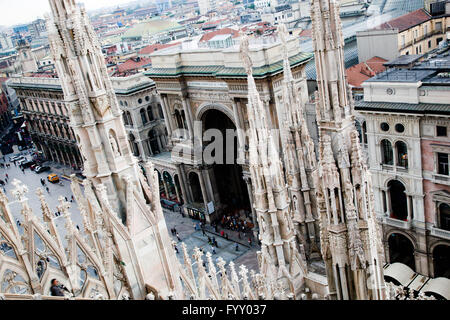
[0,0,448,304]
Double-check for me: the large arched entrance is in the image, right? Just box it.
[433,245,450,279]
[388,233,415,271]
[202,109,250,212]
[388,180,407,220]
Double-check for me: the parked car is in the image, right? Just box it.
[10,155,24,162]
[47,174,60,183]
[21,160,35,169]
[30,164,38,171]
[35,166,50,173]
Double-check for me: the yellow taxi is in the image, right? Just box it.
[47,174,60,183]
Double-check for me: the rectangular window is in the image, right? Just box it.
[401,35,406,46]
[438,153,449,175]
[428,40,432,48]
[435,22,442,32]
[437,126,447,137]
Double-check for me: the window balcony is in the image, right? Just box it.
[432,173,449,186]
[384,216,411,230]
[430,226,450,240]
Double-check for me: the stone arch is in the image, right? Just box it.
[195,102,236,127]
[188,171,203,204]
[387,232,416,271]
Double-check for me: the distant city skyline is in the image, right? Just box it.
[0,0,138,28]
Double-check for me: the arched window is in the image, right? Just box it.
[381,140,393,165]
[439,203,450,231]
[388,180,407,220]
[362,121,368,144]
[140,108,147,125]
[158,104,164,120]
[388,233,415,271]
[127,111,133,126]
[128,134,139,157]
[433,245,450,278]
[122,113,129,125]
[396,141,408,168]
[147,106,154,121]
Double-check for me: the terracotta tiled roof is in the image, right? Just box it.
[375,9,431,32]
[346,56,388,88]
[200,28,240,42]
[299,29,312,38]
[138,42,180,55]
[117,57,152,74]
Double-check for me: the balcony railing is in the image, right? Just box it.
[384,216,411,230]
[430,226,450,240]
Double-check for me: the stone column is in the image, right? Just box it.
[135,139,146,159]
[197,169,210,222]
[386,187,392,217]
[231,98,244,148]
[180,164,193,203]
[175,166,188,204]
[181,95,194,139]
[160,95,174,142]
[157,135,163,153]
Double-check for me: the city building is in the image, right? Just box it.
[9,76,83,170]
[357,8,450,63]
[145,36,314,227]
[355,47,450,280]
[9,72,167,169]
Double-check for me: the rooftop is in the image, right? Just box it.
[355,101,450,115]
[373,8,431,32]
[365,68,436,82]
[346,56,388,88]
[384,54,423,67]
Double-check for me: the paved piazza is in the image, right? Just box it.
[0,150,260,272]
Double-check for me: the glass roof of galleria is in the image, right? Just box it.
[144,52,314,79]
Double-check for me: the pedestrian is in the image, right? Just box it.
[46,187,49,193]
[235,243,239,252]
[16,219,20,226]
[173,227,177,234]
[220,230,224,237]
[238,232,241,239]
[225,233,228,240]
[71,195,74,201]
[5,173,8,179]
[65,196,68,202]
[214,224,218,233]
[207,236,211,245]
[76,225,80,231]
[176,232,181,242]
[22,168,25,174]
[211,246,216,255]
[248,237,252,247]
[202,227,206,236]
[173,243,179,254]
